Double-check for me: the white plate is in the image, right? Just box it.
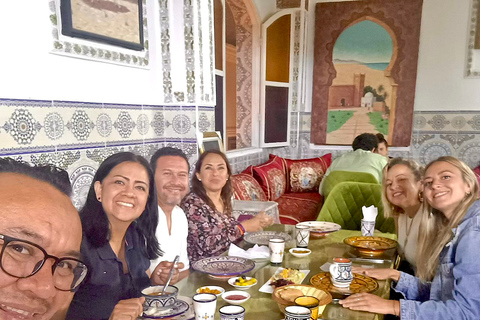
[258,267,310,294]
[227,276,257,290]
[296,221,341,235]
[289,248,311,258]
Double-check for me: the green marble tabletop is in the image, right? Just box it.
[175,225,398,320]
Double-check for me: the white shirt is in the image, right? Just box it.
[397,212,421,269]
[150,205,189,272]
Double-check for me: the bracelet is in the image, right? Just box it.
[237,223,245,235]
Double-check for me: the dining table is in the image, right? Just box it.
[174,224,398,320]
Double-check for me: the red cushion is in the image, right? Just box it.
[231,173,267,201]
[282,154,332,193]
[276,193,323,222]
[252,155,287,201]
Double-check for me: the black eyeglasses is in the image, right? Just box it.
[0,234,88,292]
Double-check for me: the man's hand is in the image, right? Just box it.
[108,297,145,320]
[339,293,399,315]
[351,266,400,281]
[151,261,185,285]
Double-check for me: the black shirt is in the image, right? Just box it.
[67,225,151,320]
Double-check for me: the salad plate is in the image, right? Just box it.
[243,231,292,245]
[296,221,341,238]
[192,256,255,277]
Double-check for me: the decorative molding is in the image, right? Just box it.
[466,0,480,77]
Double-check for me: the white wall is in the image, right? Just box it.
[414,0,480,110]
[304,0,480,112]
[0,0,162,104]
[252,0,277,23]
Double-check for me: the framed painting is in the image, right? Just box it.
[310,0,423,147]
[60,0,144,51]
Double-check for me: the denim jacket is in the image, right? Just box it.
[393,200,480,320]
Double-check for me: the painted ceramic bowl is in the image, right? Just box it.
[141,285,179,309]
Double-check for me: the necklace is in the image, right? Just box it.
[402,215,415,255]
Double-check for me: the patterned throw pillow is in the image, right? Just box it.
[282,154,332,193]
[252,155,287,201]
[231,173,267,201]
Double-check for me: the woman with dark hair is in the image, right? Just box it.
[181,150,274,262]
[67,152,182,320]
[376,133,389,158]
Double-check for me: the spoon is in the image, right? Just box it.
[161,255,180,295]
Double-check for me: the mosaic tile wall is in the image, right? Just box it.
[0,98,215,209]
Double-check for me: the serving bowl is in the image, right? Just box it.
[227,276,257,290]
[141,285,179,309]
[221,290,251,305]
[272,284,331,315]
[196,285,225,296]
[289,248,312,258]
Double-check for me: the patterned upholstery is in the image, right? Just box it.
[282,154,332,193]
[276,192,323,224]
[231,173,267,201]
[316,181,395,233]
[321,171,379,200]
[252,155,287,201]
[232,155,332,224]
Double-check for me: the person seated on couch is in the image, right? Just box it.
[319,133,388,195]
[181,150,274,263]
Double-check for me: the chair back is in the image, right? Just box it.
[316,181,395,234]
[321,171,379,200]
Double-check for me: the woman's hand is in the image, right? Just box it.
[151,261,185,285]
[351,266,400,281]
[108,297,145,320]
[339,293,399,315]
[241,212,274,232]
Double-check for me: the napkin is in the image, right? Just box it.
[228,243,270,260]
[362,205,378,222]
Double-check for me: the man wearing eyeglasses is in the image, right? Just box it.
[0,158,87,320]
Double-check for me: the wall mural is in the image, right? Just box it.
[326,20,393,144]
[310,0,423,147]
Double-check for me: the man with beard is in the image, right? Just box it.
[150,147,190,280]
[0,158,87,320]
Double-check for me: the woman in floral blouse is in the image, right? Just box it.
[181,150,274,262]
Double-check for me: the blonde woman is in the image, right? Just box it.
[382,158,424,271]
[341,156,480,319]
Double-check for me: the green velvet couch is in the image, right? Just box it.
[317,171,395,234]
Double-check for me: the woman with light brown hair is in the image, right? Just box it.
[341,156,480,319]
[381,158,425,272]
